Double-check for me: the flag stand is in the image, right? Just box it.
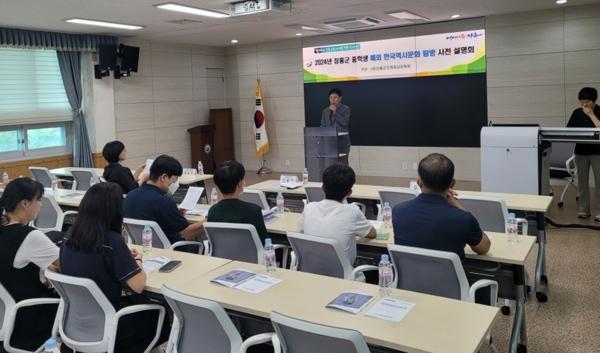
[256,155,272,175]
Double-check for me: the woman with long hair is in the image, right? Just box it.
[0,177,59,350]
[60,182,169,353]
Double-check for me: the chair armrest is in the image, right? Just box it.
[170,240,204,254]
[468,279,498,305]
[112,304,165,353]
[272,244,290,268]
[566,155,577,175]
[241,332,281,353]
[376,204,382,221]
[351,265,378,281]
[203,240,211,255]
[289,251,298,270]
[165,318,180,353]
[4,298,61,352]
[351,202,367,215]
[63,210,78,217]
[302,199,307,206]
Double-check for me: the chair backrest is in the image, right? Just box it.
[69,168,99,191]
[458,195,508,233]
[548,142,576,169]
[123,218,172,249]
[387,244,469,301]
[271,311,370,353]
[378,188,417,209]
[45,270,115,351]
[304,186,325,203]
[203,222,263,264]
[240,189,270,211]
[161,285,242,353]
[0,282,16,340]
[29,167,53,188]
[33,194,62,230]
[287,232,352,280]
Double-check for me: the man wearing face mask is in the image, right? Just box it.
[124,155,204,251]
[299,164,376,266]
[321,88,351,165]
[567,87,600,221]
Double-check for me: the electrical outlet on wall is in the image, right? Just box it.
[402,162,408,170]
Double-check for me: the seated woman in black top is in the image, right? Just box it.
[60,182,169,353]
[102,140,148,194]
[0,178,60,351]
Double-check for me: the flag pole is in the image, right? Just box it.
[255,78,271,175]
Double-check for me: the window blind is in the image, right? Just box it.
[0,48,71,126]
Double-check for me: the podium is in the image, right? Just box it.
[304,127,349,182]
[188,124,216,173]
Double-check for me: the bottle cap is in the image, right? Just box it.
[381,254,389,262]
[383,201,390,207]
[265,238,272,245]
[44,338,57,350]
[508,213,516,219]
[144,224,151,230]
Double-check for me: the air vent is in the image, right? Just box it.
[323,16,383,30]
[385,10,429,23]
[166,19,203,25]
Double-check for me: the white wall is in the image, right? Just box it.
[222,3,600,181]
[109,41,226,169]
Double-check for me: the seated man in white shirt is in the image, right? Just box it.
[299,164,376,266]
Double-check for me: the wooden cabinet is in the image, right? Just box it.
[209,108,234,165]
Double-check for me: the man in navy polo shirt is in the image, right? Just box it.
[124,155,204,250]
[392,153,491,259]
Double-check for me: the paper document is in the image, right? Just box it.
[235,274,282,294]
[366,297,415,322]
[179,187,204,210]
[326,291,374,314]
[62,192,85,200]
[144,159,154,173]
[142,256,171,274]
[186,208,209,217]
[211,269,281,293]
[279,175,302,189]
[211,269,257,288]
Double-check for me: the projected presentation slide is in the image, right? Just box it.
[303,30,485,83]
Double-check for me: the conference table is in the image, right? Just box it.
[47,189,535,352]
[49,167,213,186]
[246,180,552,304]
[138,247,499,353]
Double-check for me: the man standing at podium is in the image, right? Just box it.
[321,88,351,165]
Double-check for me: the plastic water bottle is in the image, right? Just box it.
[378,254,393,297]
[382,202,392,228]
[197,161,204,175]
[142,225,152,254]
[506,213,518,244]
[210,187,219,205]
[276,192,284,214]
[51,176,58,193]
[2,171,9,185]
[264,238,276,274]
[44,338,60,353]
[302,167,309,184]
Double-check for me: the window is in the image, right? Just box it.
[0,48,71,126]
[0,123,69,160]
[0,48,72,160]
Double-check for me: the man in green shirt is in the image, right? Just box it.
[207,160,269,242]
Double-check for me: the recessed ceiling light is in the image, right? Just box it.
[231,39,239,44]
[65,18,144,30]
[556,0,567,4]
[155,3,230,18]
[451,14,461,19]
[296,33,303,36]
[386,10,429,22]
